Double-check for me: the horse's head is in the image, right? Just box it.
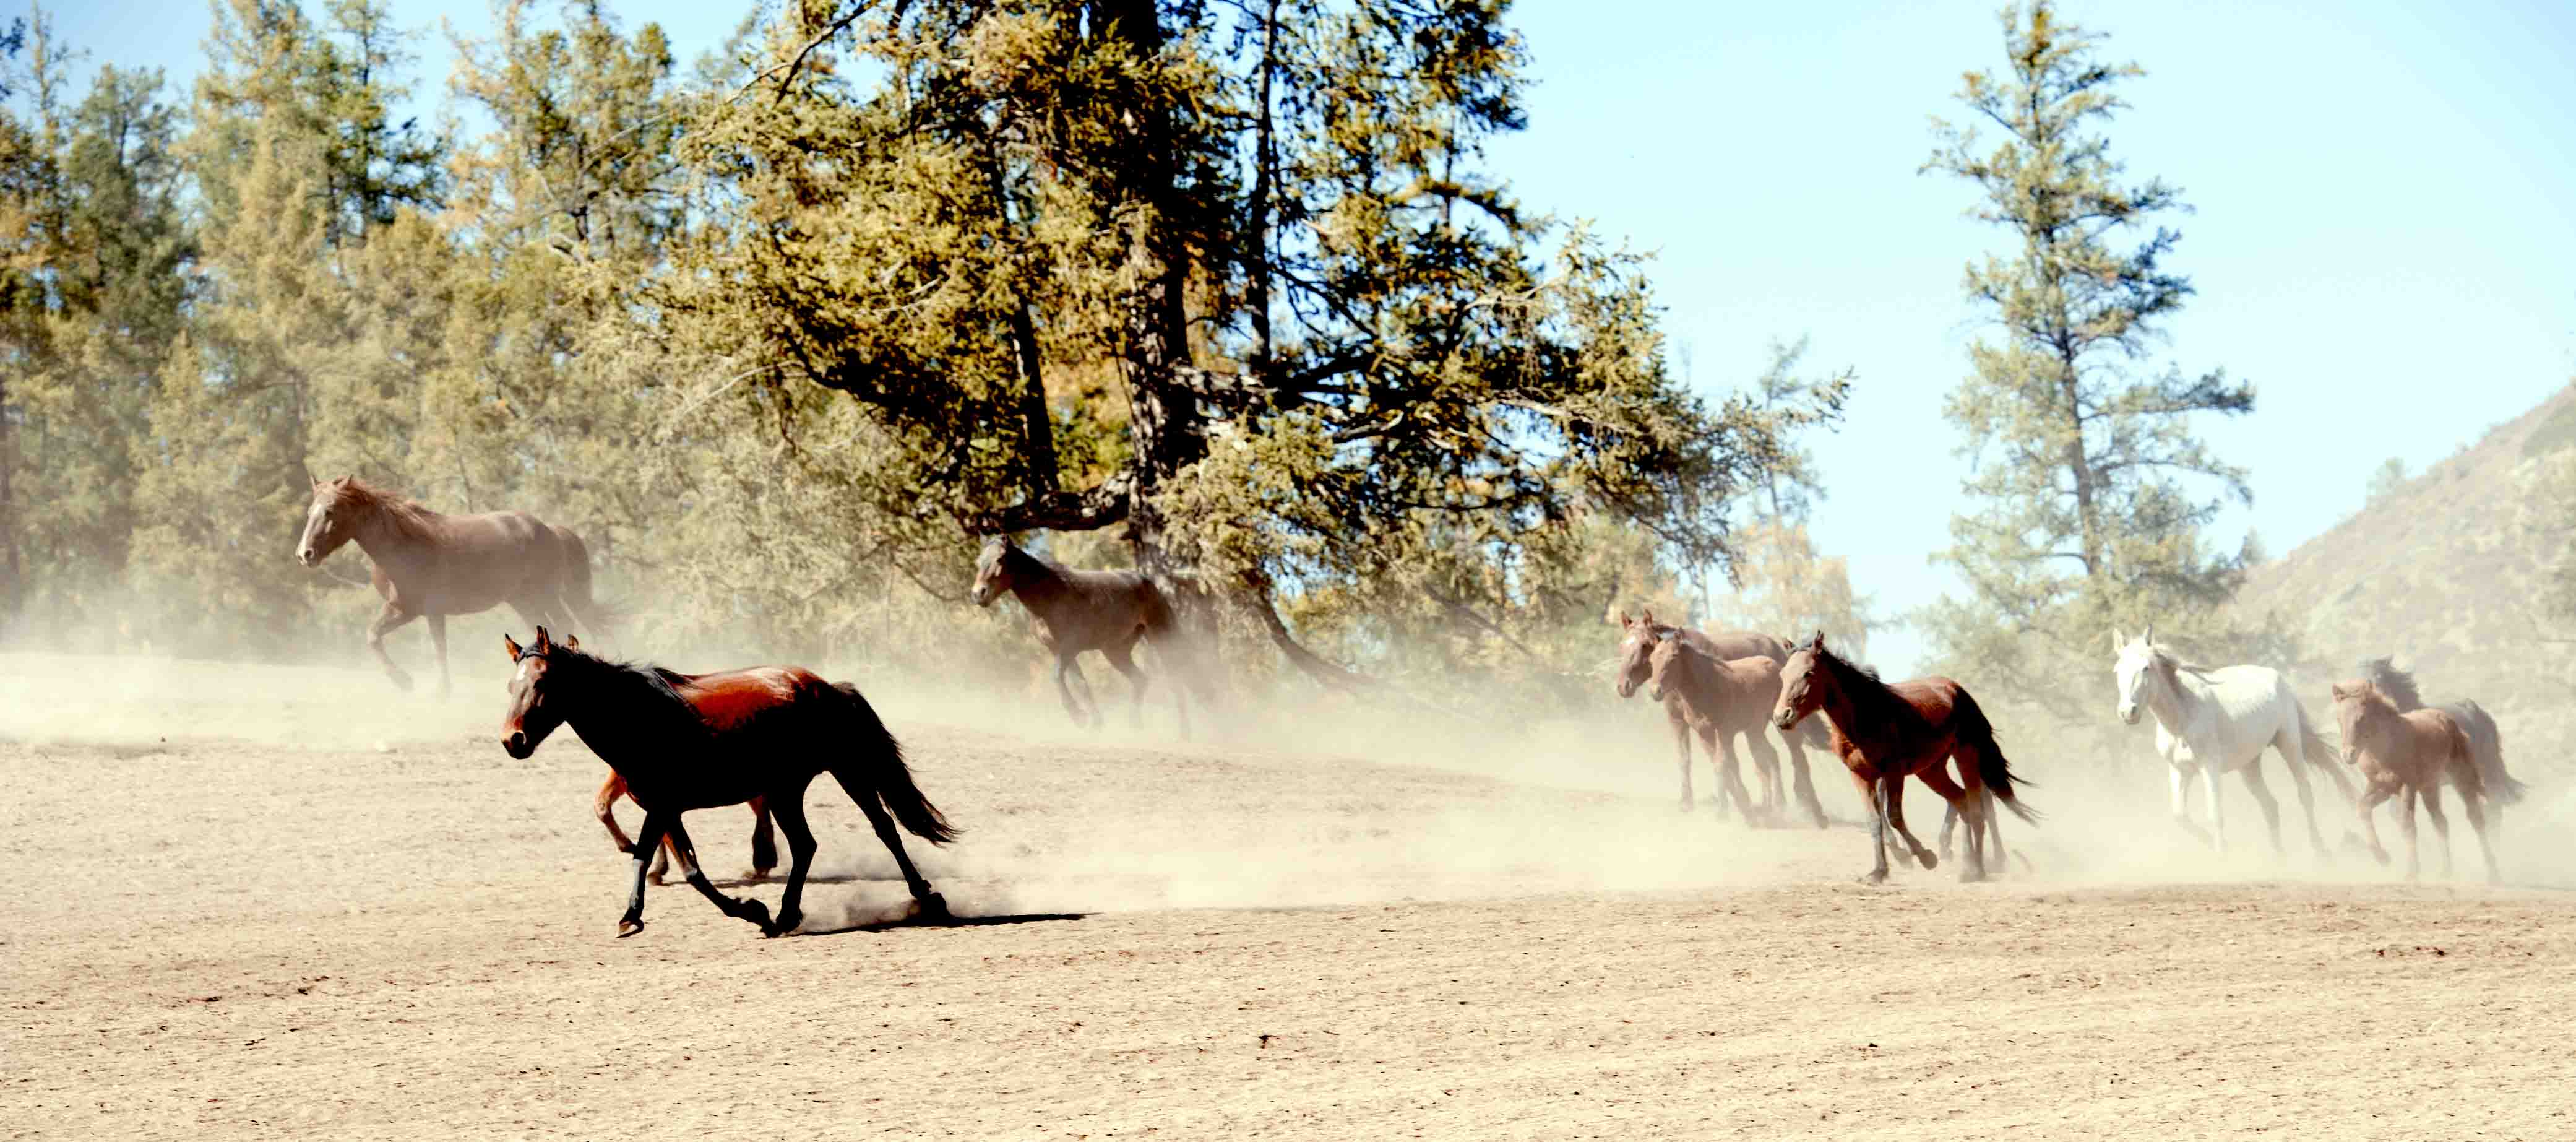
[2110,624,2165,726]
[296,475,359,568]
[969,536,1017,607]
[1610,608,1663,699]
[1643,627,1690,703]
[1770,629,1830,732]
[2328,678,2393,764]
[501,626,579,759]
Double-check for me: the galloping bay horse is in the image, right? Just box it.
[970,535,1212,733]
[296,476,605,696]
[2358,656,2526,834]
[1771,631,2038,883]
[1640,634,1784,825]
[2330,679,2500,883]
[501,627,957,937]
[1611,610,1829,826]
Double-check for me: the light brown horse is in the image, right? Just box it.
[2330,680,2499,883]
[1642,635,1789,826]
[502,626,956,937]
[595,757,775,886]
[1611,610,1828,826]
[1771,631,2038,883]
[296,475,605,696]
[970,535,1212,733]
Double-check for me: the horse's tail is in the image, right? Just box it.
[1954,688,2039,824]
[1140,583,1223,703]
[558,527,626,635]
[832,681,959,844]
[2453,701,2524,804]
[2297,705,2362,805]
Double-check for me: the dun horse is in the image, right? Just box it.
[2358,657,2525,833]
[500,627,957,937]
[970,535,1213,733]
[2330,679,2500,883]
[296,476,606,696]
[1771,631,2038,883]
[2112,626,2356,857]
[1611,610,1828,826]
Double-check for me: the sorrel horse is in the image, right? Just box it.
[2112,626,2356,857]
[1771,631,2038,883]
[2330,679,2500,883]
[1611,610,1829,826]
[595,760,775,886]
[500,627,957,937]
[2358,657,2525,833]
[970,535,1213,733]
[1642,636,1790,826]
[296,475,606,696]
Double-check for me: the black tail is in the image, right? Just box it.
[558,527,626,636]
[834,682,958,844]
[1142,589,1224,704]
[1954,688,2040,824]
[2297,707,2363,806]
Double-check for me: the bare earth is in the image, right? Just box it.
[5,654,2573,1140]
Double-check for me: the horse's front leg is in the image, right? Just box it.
[2399,787,2423,881]
[1779,732,1827,829]
[594,772,636,855]
[366,599,421,692]
[1884,768,1940,873]
[1669,706,1695,812]
[2414,785,2456,880]
[1858,772,1895,885]
[2354,784,2395,867]
[619,812,671,937]
[2201,755,2229,855]
[746,795,777,882]
[1742,731,1783,821]
[1710,730,1757,826]
[2168,762,2213,847]
[1051,651,1091,727]
[665,817,777,936]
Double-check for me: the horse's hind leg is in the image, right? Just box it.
[830,768,947,920]
[746,795,777,882]
[663,816,778,935]
[2237,760,2286,859]
[425,613,452,699]
[1669,711,1696,812]
[595,772,637,855]
[1742,730,1784,821]
[2460,790,2501,884]
[1780,733,1827,829]
[2274,726,2331,856]
[1910,765,1968,878]
[2417,786,2455,880]
[1103,638,1150,730]
[2399,789,2422,881]
[1710,730,1758,826]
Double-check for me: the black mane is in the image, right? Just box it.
[2358,656,2424,711]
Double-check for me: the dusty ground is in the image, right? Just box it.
[6,652,2575,1140]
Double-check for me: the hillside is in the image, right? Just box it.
[2231,380,2576,769]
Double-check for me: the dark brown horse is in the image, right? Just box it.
[595,762,774,886]
[1611,610,1828,826]
[2358,657,2525,833]
[296,476,605,696]
[501,627,956,937]
[1771,631,2038,883]
[970,535,1212,733]
[2332,679,2500,883]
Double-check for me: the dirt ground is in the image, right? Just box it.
[6,652,2574,1140]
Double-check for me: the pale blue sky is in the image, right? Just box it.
[43,1,2576,675]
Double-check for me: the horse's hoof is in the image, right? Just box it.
[773,909,803,937]
[1859,871,1890,886]
[387,673,415,693]
[743,868,772,884]
[915,892,951,922]
[1915,850,1939,872]
[647,873,667,887]
[616,918,645,938]
[738,898,777,936]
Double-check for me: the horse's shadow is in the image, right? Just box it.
[803,911,1088,937]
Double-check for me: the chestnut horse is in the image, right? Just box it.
[1611,610,1829,826]
[1772,631,2038,883]
[2331,680,2500,883]
[2357,657,2525,834]
[296,475,606,696]
[595,763,774,886]
[501,627,957,937]
[970,535,1213,733]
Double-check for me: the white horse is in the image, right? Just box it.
[2113,626,2358,856]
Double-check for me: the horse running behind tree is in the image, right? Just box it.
[970,535,1213,733]
[500,627,957,937]
[2357,657,2525,833]
[296,475,607,696]
[1611,610,1829,826]
[1771,631,2038,883]
[2111,626,2356,858]
[2330,679,2500,883]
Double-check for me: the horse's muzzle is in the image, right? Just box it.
[1647,685,1665,703]
[2119,704,2140,726]
[1772,712,1797,732]
[296,548,318,568]
[502,732,533,760]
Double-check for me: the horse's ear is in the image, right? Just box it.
[533,626,551,653]
[502,633,522,661]
[2111,626,2126,648]
[1639,607,1656,626]
[2142,621,2155,647]
[307,467,321,488]
[1811,628,1826,649]
[2330,682,2348,701]
[334,474,351,487]
[1613,608,1631,629]
[563,633,579,651]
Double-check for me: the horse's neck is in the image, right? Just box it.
[1007,556,1073,610]
[1817,667,1880,745]
[2143,667,2198,729]
[351,504,437,569]
[565,670,700,768]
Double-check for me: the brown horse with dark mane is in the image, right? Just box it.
[970,535,1213,733]
[1770,631,2038,883]
[2330,679,2500,883]
[1611,610,1829,826]
[2357,657,2525,833]
[501,627,957,937]
[1640,634,1786,826]
[296,475,606,696]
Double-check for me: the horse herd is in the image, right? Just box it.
[291,477,2527,937]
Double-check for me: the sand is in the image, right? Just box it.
[5,652,2572,1140]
